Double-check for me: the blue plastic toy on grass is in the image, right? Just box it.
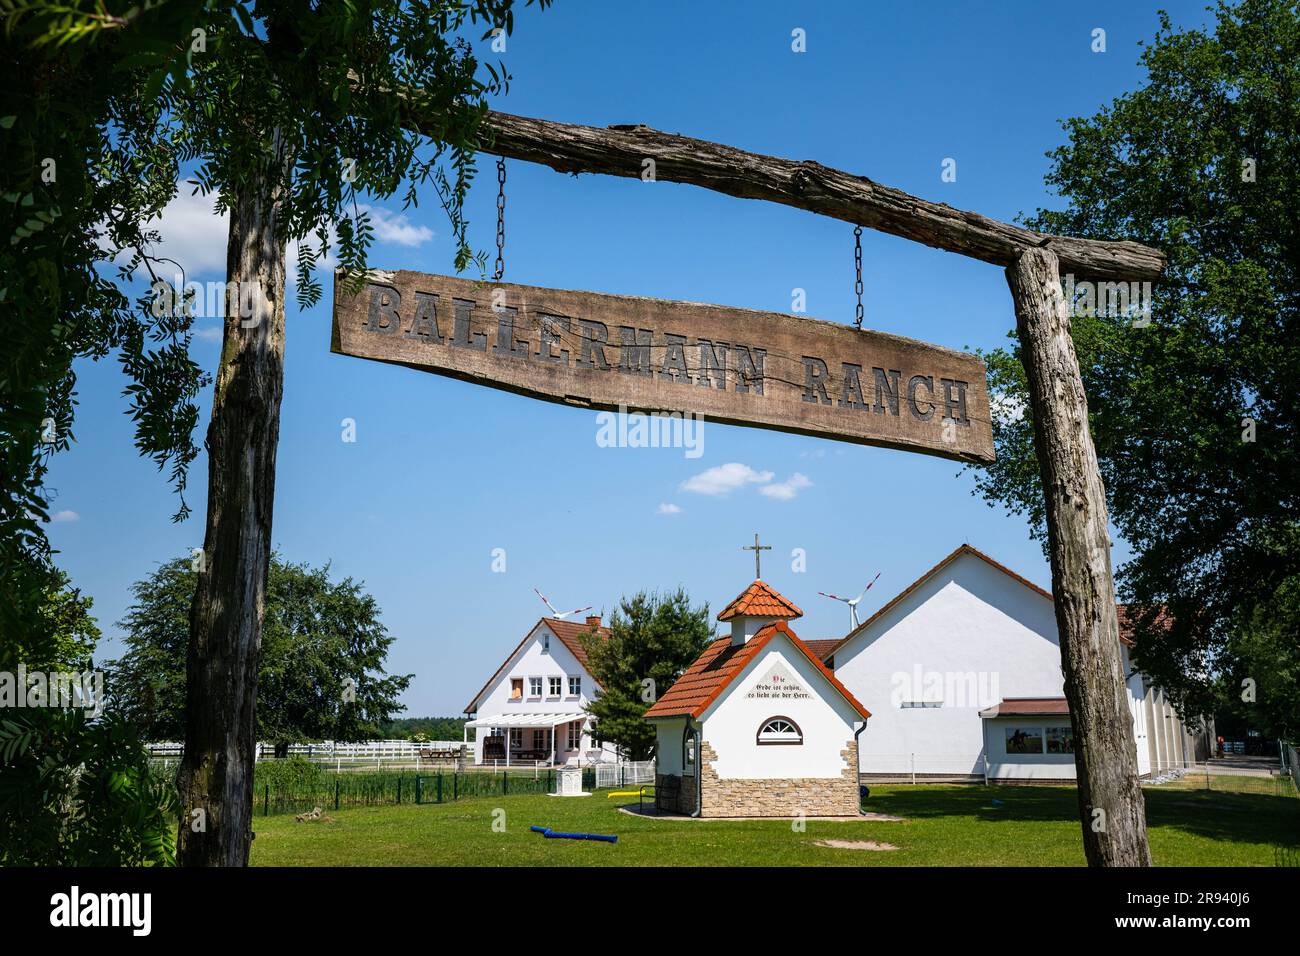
[530,825,618,844]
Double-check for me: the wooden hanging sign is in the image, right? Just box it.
[330,270,994,463]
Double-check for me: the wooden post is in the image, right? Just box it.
[176,130,291,868]
[1006,246,1151,867]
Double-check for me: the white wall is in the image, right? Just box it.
[653,717,688,775]
[834,552,1062,776]
[699,636,862,780]
[468,621,605,762]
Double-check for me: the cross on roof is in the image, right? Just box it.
[742,532,771,579]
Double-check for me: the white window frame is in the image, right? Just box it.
[528,676,543,698]
[567,722,582,750]
[548,676,562,698]
[568,675,581,697]
[756,716,803,746]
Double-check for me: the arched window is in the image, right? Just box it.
[756,716,803,745]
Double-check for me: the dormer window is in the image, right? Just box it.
[756,716,803,745]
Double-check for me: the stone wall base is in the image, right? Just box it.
[698,740,860,817]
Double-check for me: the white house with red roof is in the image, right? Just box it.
[824,545,1209,782]
[462,615,618,766]
[644,580,871,817]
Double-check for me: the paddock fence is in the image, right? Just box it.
[241,766,601,817]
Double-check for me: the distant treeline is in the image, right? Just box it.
[378,717,468,740]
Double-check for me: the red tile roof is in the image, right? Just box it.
[978,697,1071,718]
[1116,605,1170,649]
[826,544,1141,656]
[803,639,840,661]
[546,618,608,672]
[643,620,870,721]
[464,617,609,714]
[716,580,803,621]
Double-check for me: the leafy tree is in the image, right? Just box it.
[0,708,180,866]
[971,0,1299,721]
[581,589,713,761]
[0,1,214,641]
[108,556,413,753]
[1215,574,1300,744]
[152,0,550,866]
[0,561,101,673]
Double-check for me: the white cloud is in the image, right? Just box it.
[193,326,223,343]
[758,473,812,500]
[656,502,683,515]
[361,205,434,246]
[141,186,229,279]
[680,463,774,496]
[51,510,80,523]
[136,186,430,286]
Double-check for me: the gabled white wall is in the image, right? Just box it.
[833,552,1063,776]
[700,636,862,780]
[834,552,1172,779]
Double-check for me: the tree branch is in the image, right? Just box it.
[455,109,1166,282]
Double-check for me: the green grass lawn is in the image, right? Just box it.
[249,774,1299,867]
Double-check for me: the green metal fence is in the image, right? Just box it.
[257,767,598,816]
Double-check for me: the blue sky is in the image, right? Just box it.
[46,1,1214,716]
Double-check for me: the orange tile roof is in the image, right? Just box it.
[464,617,609,714]
[716,580,803,621]
[825,544,1141,657]
[643,620,870,721]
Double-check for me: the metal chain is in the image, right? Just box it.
[493,157,507,281]
[853,225,864,330]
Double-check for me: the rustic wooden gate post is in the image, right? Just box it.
[1006,246,1151,867]
[177,130,291,867]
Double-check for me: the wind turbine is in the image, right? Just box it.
[533,587,593,621]
[818,572,882,630]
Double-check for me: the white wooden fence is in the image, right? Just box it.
[147,739,468,768]
[594,760,655,788]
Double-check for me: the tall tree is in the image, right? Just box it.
[166,0,549,865]
[581,589,713,761]
[109,556,413,752]
[972,0,1299,732]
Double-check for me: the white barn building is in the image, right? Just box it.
[462,616,618,766]
[825,545,1209,782]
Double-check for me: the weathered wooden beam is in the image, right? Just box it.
[458,110,1164,282]
[1007,246,1151,867]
